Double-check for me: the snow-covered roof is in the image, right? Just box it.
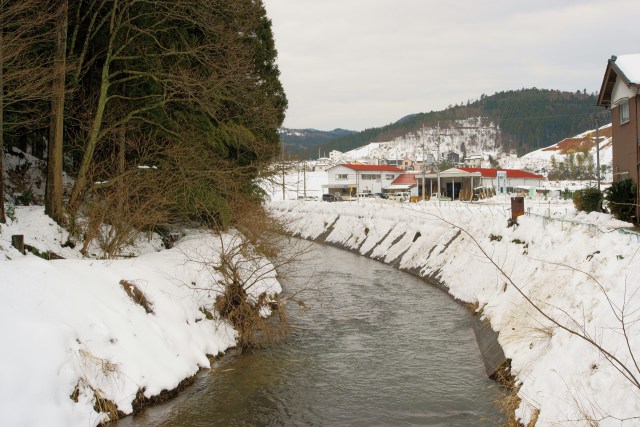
[598,54,640,107]
[331,163,404,172]
[458,167,544,179]
[390,174,417,185]
[615,54,640,84]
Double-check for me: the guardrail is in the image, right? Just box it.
[524,210,640,242]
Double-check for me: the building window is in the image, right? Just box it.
[385,174,394,180]
[336,174,348,180]
[620,99,630,124]
[361,174,381,180]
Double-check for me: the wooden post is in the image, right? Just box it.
[11,235,25,254]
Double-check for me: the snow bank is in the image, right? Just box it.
[0,207,281,426]
[268,199,640,426]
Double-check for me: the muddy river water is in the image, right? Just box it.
[120,242,503,426]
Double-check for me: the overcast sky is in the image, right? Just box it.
[262,0,640,131]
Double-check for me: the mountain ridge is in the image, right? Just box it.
[288,88,610,160]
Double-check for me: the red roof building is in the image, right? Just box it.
[458,167,544,179]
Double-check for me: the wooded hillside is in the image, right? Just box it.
[300,89,610,158]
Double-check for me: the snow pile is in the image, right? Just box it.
[268,199,640,426]
[0,207,281,426]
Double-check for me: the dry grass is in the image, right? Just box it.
[492,362,539,427]
[119,280,154,314]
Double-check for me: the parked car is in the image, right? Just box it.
[430,193,452,201]
[297,195,317,201]
[322,194,340,202]
[374,192,388,199]
[389,192,410,202]
[355,192,375,198]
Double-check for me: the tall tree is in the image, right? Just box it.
[0,0,57,223]
[45,0,68,224]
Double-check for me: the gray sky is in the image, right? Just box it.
[262,0,640,131]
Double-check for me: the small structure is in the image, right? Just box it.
[386,173,417,194]
[597,54,640,221]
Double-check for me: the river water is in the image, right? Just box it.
[120,242,503,426]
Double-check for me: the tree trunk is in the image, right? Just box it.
[45,0,68,225]
[67,1,117,217]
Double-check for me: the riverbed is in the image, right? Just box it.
[120,242,503,426]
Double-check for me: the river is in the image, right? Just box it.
[119,242,504,426]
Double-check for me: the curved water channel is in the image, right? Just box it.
[120,242,504,426]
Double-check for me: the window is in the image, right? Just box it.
[336,174,348,180]
[620,99,630,124]
[385,174,395,180]
[361,174,381,180]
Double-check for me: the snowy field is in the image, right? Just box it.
[0,207,281,426]
[267,196,640,426]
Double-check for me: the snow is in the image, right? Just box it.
[267,196,640,426]
[0,207,281,426]
[616,54,640,84]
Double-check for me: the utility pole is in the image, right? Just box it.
[595,118,601,191]
[282,145,285,200]
[421,135,426,201]
[303,161,307,198]
[436,122,441,206]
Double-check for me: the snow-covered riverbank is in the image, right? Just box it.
[268,199,640,426]
[0,207,281,426]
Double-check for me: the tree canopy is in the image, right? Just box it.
[1,0,287,236]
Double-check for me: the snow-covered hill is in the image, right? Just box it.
[342,117,500,163]
[334,119,613,180]
[501,124,612,177]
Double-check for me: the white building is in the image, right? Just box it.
[464,155,483,168]
[313,157,333,172]
[324,164,404,196]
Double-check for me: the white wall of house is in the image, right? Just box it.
[464,156,482,167]
[480,177,543,189]
[612,80,638,105]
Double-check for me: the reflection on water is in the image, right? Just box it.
[119,242,503,426]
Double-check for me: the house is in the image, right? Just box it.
[324,164,404,197]
[464,155,483,168]
[313,157,333,172]
[401,158,415,171]
[597,54,640,221]
[446,151,460,164]
[458,167,544,193]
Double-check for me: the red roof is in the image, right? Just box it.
[458,167,543,179]
[391,174,417,185]
[342,163,404,172]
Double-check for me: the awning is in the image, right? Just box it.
[384,184,413,190]
[322,184,354,189]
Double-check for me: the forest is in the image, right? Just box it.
[302,88,611,159]
[0,0,287,253]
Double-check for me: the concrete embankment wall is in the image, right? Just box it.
[270,202,507,378]
[269,200,640,426]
